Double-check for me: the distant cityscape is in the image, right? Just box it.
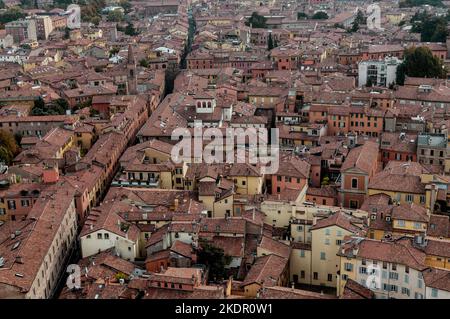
[0,0,449,300]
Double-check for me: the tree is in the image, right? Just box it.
[124,22,138,36]
[197,240,232,282]
[350,20,360,33]
[0,1,5,9]
[139,58,149,67]
[396,46,447,85]
[31,97,69,115]
[321,176,330,186]
[245,12,267,28]
[354,9,366,25]
[119,0,132,13]
[0,130,19,165]
[311,11,329,20]
[107,10,124,22]
[109,47,120,57]
[267,32,274,50]
[297,12,308,20]
[0,7,26,28]
[410,13,448,42]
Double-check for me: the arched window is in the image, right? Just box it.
[207,101,212,108]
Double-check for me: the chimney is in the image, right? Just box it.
[174,198,179,210]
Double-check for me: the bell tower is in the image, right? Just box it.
[127,44,137,94]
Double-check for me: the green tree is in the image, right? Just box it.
[197,240,232,282]
[119,0,132,13]
[267,32,274,50]
[139,58,149,67]
[0,129,19,165]
[245,12,267,28]
[410,13,448,42]
[0,1,5,9]
[297,12,308,20]
[109,47,120,57]
[0,7,26,28]
[107,10,124,22]
[354,9,366,25]
[396,46,447,85]
[311,11,329,20]
[124,22,138,36]
[321,176,330,186]
[350,20,359,33]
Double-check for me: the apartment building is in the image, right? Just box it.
[5,19,37,44]
[337,237,432,299]
[358,57,402,88]
[0,182,78,298]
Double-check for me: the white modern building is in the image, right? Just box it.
[358,57,402,87]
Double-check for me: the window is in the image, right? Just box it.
[420,195,425,204]
[349,200,358,209]
[414,222,421,229]
[392,263,397,271]
[336,239,342,245]
[327,274,333,282]
[402,287,410,296]
[336,230,342,237]
[300,271,305,279]
[97,233,102,239]
[418,279,423,289]
[405,194,413,203]
[415,292,423,299]
[325,229,330,236]
[21,199,29,207]
[297,225,303,231]
[404,274,409,284]
[359,267,367,274]
[390,285,398,292]
[300,250,305,257]
[389,272,399,280]
[383,262,388,269]
[397,220,405,227]
[104,233,109,240]
[325,238,330,245]
[320,252,326,260]
[7,200,16,210]
[431,288,438,298]
[344,263,353,272]
[351,178,358,189]
[313,272,318,280]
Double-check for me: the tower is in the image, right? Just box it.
[127,44,137,95]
